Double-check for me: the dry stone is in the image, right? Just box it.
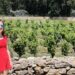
[9,56,75,75]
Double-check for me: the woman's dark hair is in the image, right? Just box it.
[0,19,5,36]
[2,29,5,36]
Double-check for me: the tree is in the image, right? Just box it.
[0,0,11,15]
[0,0,74,16]
[48,0,72,16]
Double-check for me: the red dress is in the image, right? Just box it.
[0,35,13,72]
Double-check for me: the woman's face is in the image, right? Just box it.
[0,21,3,34]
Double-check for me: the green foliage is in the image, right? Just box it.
[0,0,11,15]
[27,30,38,56]
[47,40,56,58]
[0,0,75,16]
[48,0,71,16]
[61,40,69,56]
[4,19,75,57]
[13,41,25,57]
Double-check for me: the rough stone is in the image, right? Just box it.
[9,56,75,75]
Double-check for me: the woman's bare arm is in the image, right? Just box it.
[7,45,13,67]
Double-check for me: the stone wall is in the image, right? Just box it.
[9,56,75,75]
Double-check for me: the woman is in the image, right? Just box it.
[0,20,13,75]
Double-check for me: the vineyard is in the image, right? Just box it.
[4,19,75,58]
